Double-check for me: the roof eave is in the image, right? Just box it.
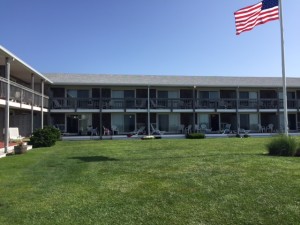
[0,45,53,84]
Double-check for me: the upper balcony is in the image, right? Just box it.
[49,97,300,112]
[0,77,49,110]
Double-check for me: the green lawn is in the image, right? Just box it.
[0,138,299,225]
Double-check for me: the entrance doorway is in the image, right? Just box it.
[67,115,79,134]
[288,114,296,131]
[210,114,219,131]
[124,114,135,132]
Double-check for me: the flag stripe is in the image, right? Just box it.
[234,2,262,19]
[234,1,279,35]
[236,8,279,29]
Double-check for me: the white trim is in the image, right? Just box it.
[0,45,52,84]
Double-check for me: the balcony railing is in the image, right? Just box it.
[49,97,300,111]
[0,77,49,108]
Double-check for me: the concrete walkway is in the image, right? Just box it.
[61,132,290,141]
[0,142,33,159]
[2,132,299,158]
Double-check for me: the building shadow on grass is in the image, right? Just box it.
[70,153,265,163]
[70,156,119,162]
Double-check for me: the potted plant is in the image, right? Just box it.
[14,141,27,154]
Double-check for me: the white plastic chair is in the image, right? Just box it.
[178,124,185,134]
[91,128,98,136]
[185,125,192,134]
[266,124,274,133]
[151,124,165,135]
[258,124,265,133]
[111,125,119,135]
[223,124,231,134]
[130,126,145,135]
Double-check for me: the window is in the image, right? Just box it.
[67,90,89,98]
[158,91,168,98]
[51,88,65,98]
[199,91,218,99]
[220,90,236,99]
[239,91,249,99]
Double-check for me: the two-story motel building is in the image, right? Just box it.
[1,45,300,149]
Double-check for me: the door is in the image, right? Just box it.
[288,114,296,130]
[67,115,79,134]
[240,114,250,130]
[210,114,219,131]
[124,114,135,132]
[158,114,169,132]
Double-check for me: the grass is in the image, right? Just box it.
[0,138,300,225]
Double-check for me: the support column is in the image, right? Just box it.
[99,88,102,140]
[192,86,196,133]
[41,79,44,129]
[31,74,35,133]
[4,57,11,153]
[236,87,240,134]
[147,86,150,135]
[277,89,281,132]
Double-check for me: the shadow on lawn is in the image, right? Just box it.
[70,156,119,162]
[70,153,265,163]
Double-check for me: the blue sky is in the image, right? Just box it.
[1,0,299,77]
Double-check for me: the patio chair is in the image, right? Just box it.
[178,124,185,134]
[14,91,21,101]
[130,126,145,135]
[194,124,200,133]
[103,126,111,135]
[53,99,62,109]
[7,127,23,142]
[111,125,119,135]
[87,125,93,135]
[91,127,98,136]
[200,124,212,133]
[136,99,146,108]
[258,124,265,133]
[266,124,274,133]
[222,124,231,134]
[150,99,166,109]
[185,125,192,134]
[151,124,165,135]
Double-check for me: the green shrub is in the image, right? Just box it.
[243,134,250,138]
[46,126,61,140]
[186,133,206,139]
[266,135,297,156]
[29,126,61,148]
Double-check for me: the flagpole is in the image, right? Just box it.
[279,0,288,135]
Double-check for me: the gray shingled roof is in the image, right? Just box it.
[44,73,300,88]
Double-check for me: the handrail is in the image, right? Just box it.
[0,78,49,108]
[0,77,49,99]
[49,97,300,110]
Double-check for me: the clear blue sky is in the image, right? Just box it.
[1,0,299,77]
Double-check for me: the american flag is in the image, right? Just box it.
[234,0,279,35]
